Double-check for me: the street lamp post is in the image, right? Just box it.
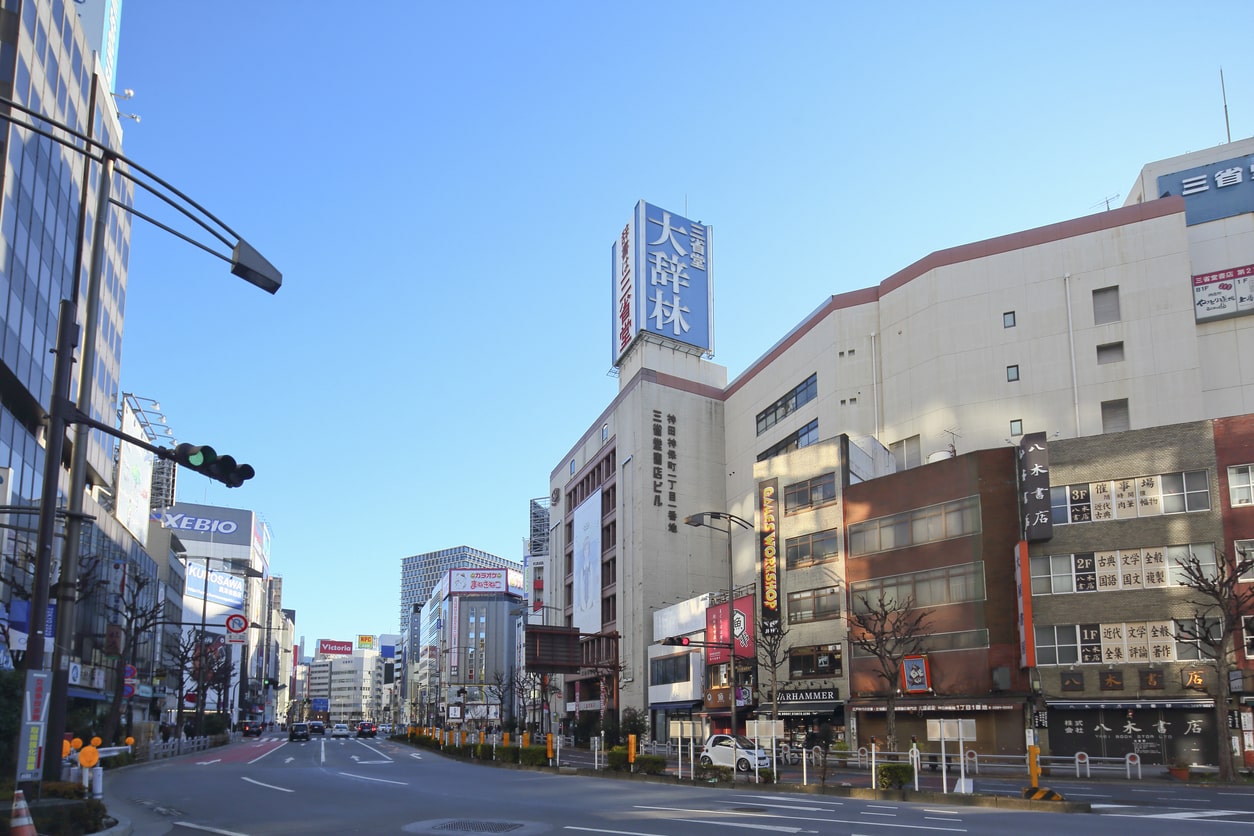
[685,511,754,756]
[0,90,280,782]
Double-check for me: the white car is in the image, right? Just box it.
[330,723,351,738]
[698,733,771,772]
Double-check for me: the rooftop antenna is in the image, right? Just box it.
[1090,194,1120,212]
[942,425,961,457]
[1221,67,1232,144]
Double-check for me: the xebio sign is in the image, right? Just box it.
[318,639,352,656]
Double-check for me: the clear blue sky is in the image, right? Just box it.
[111,2,1254,647]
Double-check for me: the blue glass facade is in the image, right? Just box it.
[0,0,144,682]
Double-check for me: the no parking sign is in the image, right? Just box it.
[225,613,248,644]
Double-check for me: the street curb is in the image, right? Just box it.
[96,814,132,835]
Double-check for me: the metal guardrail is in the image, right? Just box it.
[849,747,1146,780]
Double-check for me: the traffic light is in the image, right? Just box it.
[660,636,691,646]
[171,443,255,488]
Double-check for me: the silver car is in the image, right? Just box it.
[330,723,351,738]
[698,733,771,772]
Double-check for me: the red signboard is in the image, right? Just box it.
[705,593,756,665]
[317,639,353,656]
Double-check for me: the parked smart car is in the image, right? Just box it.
[698,733,771,772]
[288,722,310,742]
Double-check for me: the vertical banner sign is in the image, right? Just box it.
[1014,541,1036,669]
[758,479,781,636]
[17,670,51,782]
[1018,432,1052,541]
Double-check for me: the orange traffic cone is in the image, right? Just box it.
[9,789,36,836]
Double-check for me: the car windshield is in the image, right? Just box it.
[729,735,758,749]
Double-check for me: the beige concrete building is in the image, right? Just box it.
[546,137,1254,744]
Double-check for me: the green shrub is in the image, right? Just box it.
[876,762,913,789]
[41,781,88,799]
[472,742,493,760]
[606,746,630,771]
[634,754,667,774]
[519,745,550,766]
[497,745,521,764]
[756,767,776,783]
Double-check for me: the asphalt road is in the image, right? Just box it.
[102,734,1254,835]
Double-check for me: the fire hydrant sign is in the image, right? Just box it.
[17,670,51,782]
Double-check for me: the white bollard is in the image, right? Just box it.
[90,765,103,799]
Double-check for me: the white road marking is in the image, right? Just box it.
[241,776,294,793]
[337,771,407,786]
[352,739,394,761]
[247,741,284,765]
[675,820,814,833]
[630,806,966,832]
[409,752,423,760]
[195,759,221,766]
[172,823,251,835]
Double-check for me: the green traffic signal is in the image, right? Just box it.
[172,442,255,488]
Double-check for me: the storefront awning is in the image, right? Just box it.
[67,686,108,701]
[1046,698,1214,710]
[774,701,842,716]
[649,700,703,711]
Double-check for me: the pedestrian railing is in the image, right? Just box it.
[847,747,1146,781]
[140,735,215,762]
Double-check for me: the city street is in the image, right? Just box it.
[102,735,1254,834]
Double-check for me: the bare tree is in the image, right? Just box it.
[100,567,164,744]
[754,623,791,754]
[848,591,931,751]
[1172,548,1254,782]
[164,629,200,737]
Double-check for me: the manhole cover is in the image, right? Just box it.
[432,823,524,833]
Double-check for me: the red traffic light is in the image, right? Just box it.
[661,636,691,646]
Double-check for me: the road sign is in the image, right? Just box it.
[122,683,135,699]
[124,664,137,680]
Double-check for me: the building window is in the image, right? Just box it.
[1175,618,1220,660]
[1003,311,1016,328]
[848,496,981,557]
[1093,286,1121,324]
[1050,471,1210,525]
[889,435,921,472]
[650,653,691,686]
[787,587,841,624]
[1101,398,1129,433]
[1006,365,1020,382]
[1010,419,1023,436]
[1167,543,1216,586]
[601,423,609,443]
[1243,616,1254,656]
[1034,624,1080,665]
[1160,471,1211,514]
[1229,465,1254,507]
[850,561,985,610]
[1238,541,1254,583]
[788,644,842,678]
[1096,341,1125,364]
[784,473,837,513]
[755,373,818,436]
[785,529,841,568]
[569,459,576,475]
[757,419,819,462]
